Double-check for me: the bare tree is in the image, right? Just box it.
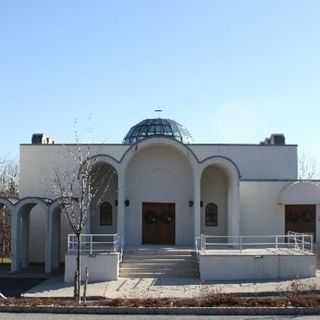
[0,159,18,264]
[53,145,116,304]
[0,159,19,197]
[298,152,319,180]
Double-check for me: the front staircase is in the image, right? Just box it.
[119,247,199,278]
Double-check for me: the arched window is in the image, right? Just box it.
[205,203,218,227]
[100,202,113,226]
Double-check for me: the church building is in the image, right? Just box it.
[1,118,319,280]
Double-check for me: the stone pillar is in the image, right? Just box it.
[316,204,320,244]
[21,213,30,269]
[117,172,125,248]
[46,208,54,274]
[228,178,240,238]
[10,209,19,272]
[193,169,201,241]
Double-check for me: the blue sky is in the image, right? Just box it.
[1,0,320,164]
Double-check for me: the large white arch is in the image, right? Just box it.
[12,197,50,272]
[120,137,198,246]
[199,156,241,239]
[121,137,198,177]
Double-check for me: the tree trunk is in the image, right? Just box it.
[76,233,81,304]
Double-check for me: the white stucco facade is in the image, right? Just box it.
[1,118,319,281]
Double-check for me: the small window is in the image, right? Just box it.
[205,203,218,227]
[100,202,113,226]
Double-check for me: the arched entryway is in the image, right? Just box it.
[279,181,320,243]
[89,161,118,235]
[122,138,197,246]
[12,198,49,272]
[46,158,119,273]
[199,157,240,239]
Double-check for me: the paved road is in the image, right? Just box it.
[0,315,319,320]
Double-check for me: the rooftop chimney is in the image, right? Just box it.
[31,133,55,145]
[260,134,285,145]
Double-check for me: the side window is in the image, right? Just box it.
[100,202,113,226]
[205,203,218,227]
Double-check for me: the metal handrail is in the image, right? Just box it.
[199,233,313,254]
[67,233,121,255]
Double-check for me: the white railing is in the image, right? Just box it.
[199,232,313,254]
[67,234,122,258]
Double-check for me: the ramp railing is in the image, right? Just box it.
[199,233,313,254]
[67,233,122,258]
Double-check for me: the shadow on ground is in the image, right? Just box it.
[0,278,45,297]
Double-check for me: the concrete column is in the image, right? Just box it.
[21,213,30,269]
[228,178,240,238]
[193,169,201,240]
[316,204,320,244]
[46,209,54,273]
[10,209,19,272]
[53,213,61,270]
[117,172,125,247]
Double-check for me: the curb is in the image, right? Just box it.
[1,306,320,315]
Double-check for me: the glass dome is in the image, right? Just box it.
[123,118,193,144]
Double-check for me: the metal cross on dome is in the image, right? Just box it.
[154,107,165,117]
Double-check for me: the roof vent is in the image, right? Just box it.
[32,133,55,145]
[260,134,285,145]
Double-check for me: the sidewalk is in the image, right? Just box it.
[23,271,320,299]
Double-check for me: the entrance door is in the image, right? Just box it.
[285,205,316,241]
[143,202,175,245]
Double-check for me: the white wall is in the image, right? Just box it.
[190,144,297,180]
[240,181,288,236]
[199,253,316,281]
[64,253,119,282]
[125,145,194,246]
[19,140,298,262]
[20,143,298,199]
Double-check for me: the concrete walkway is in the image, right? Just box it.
[24,271,320,299]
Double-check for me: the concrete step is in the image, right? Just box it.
[122,255,196,259]
[124,250,195,256]
[121,261,197,266]
[119,271,199,278]
[120,247,199,279]
[122,258,196,263]
[121,264,198,269]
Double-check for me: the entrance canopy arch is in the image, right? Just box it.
[279,181,320,243]
[279,181,320,205]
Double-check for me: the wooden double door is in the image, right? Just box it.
[285,205,316,241]
[142,202,175,245]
